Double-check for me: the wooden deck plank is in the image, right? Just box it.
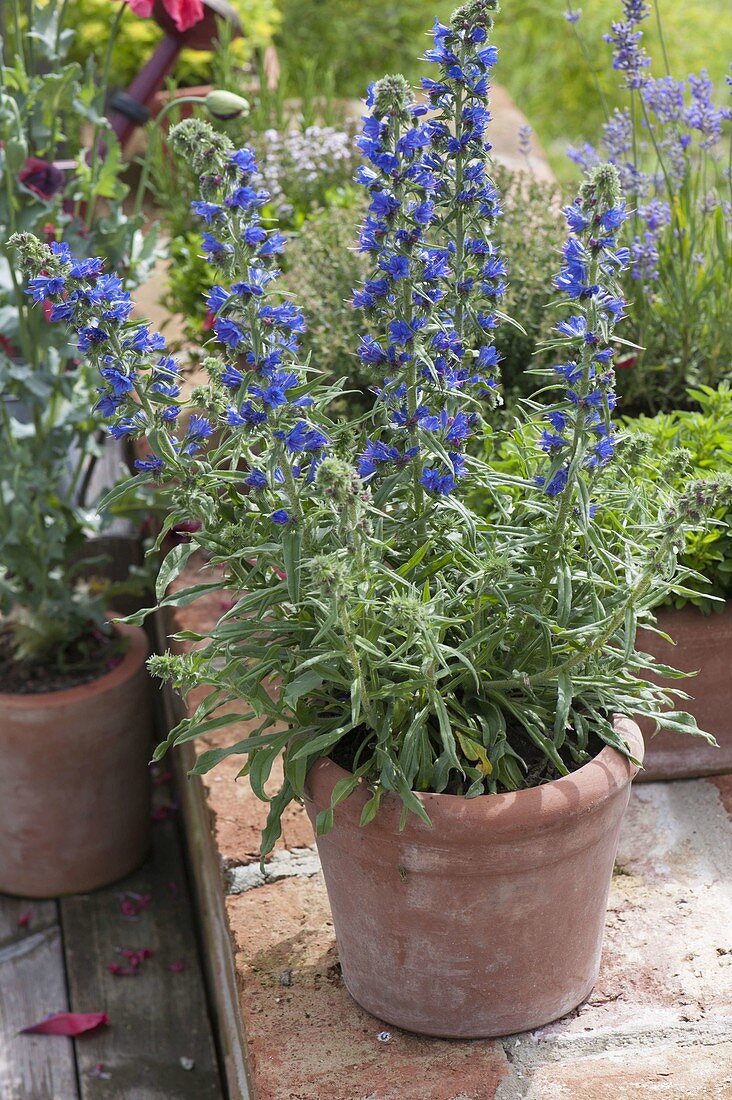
[60,818,222,1099]
[0,897,57,946]
[0,906,79,1100]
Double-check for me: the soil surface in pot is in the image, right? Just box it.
[332,718,607,793]
[0,625,129,695]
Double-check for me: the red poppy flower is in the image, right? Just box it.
[18,158,65,202]
[120,0,204,33]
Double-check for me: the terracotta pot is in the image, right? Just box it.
[304,716,643,1039]
[0,623,153,897]
[638,603,732,782]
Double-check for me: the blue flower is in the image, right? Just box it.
[227,401,267,428]
[271,509,290,526]
[358,438,400,479]
[202,233,234,259]
[380,254,410,281]
[77,326,109,351]
[242,225,267,247]
[191,201,223,224]
[108,414,146,439]
[221,364,244,389]
[129,326,166,353]
[245,469,267,489]
[135,453,164,474]
[26,275,65,301]
[214,317,245,348]
[535,467,569,496]
[226,186,268,210]
[284,421,328,454]
[69,257,104,279]
[100,366,135,395]
[230,148,258,174]
[207,285,230,312]
[96,390,122,417]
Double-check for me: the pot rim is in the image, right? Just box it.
[306,714,644,833]
[0,621,148,708]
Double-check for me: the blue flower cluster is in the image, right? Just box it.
[536,164,630,497]
[25,242,187,453]
[23,128,331,530]
[352,0,506,499]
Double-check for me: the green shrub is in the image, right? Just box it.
[623,386,732,610]
[491,165,564,399]
[474,385,732,612]
[279,195,375,413]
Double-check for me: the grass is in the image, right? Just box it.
[277,0,730,181]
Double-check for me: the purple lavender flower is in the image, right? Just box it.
[604,0,650,89]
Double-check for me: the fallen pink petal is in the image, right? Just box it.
[88,1063,112,1080]
[119,891,152,918]
[21,1012,109,1037]
[151,802,177,822]
[168,959,185,972]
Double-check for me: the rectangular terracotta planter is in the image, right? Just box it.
[638,603,732,781]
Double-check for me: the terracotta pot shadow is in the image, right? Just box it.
[305,716,643,1039]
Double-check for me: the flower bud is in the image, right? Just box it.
[371,75,414,120]
[204,90,250,121]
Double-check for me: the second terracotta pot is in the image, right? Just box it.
[638,603,732,781]
[0,623,153,898]
[305,716,643,1039]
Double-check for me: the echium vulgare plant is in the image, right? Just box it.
[12,2,731,855]
[565,0,732,412]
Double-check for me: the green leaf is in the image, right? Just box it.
[283,669,324,707]
[553,670,573,747]
[282,529,302,602]
[156,542,197,601]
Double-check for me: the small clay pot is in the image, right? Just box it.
[0,623,153,898]
[305,716,643,1039]
[638,603,732,781]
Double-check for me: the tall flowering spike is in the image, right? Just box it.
[536,163,630,500]
[352,0,507,501]
[13,119,332,530]
[603,0,651,89]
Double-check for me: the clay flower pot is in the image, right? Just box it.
[0,623,153,898]
[638,604,732,781]
[305,716,643,1039]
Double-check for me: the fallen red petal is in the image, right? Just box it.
[17,910,33,929]
[21,1012,109,1036]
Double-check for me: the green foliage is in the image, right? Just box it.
[496,0,732,176]
[0,0,157,667]
[274,0,454,99]
[491,165,564,398]
[623,386,732,609]
[68,0,280,89]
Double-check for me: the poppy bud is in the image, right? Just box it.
[204,90,250,121]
